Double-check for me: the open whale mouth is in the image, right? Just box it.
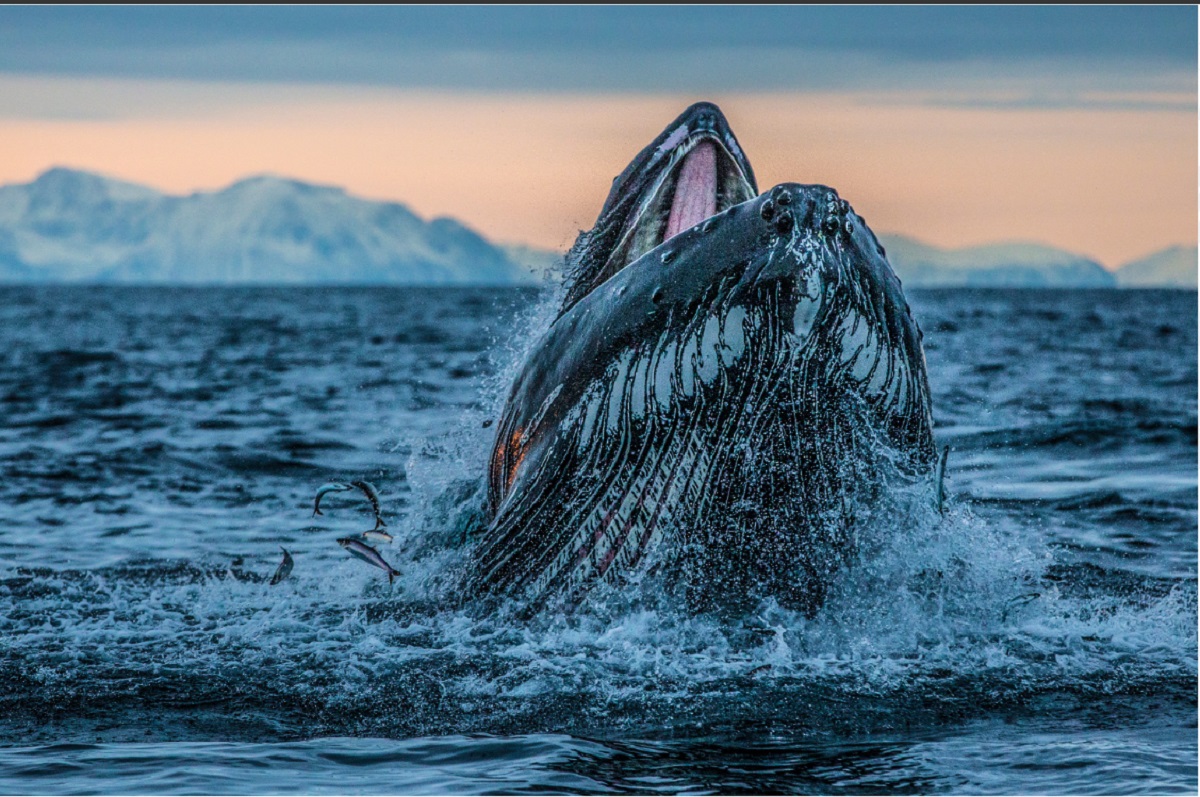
[560,103,759,313]
[608,133,757,276]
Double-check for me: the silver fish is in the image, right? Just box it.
[361,529,394,545]
[337,537,401,583]
[313,482,354,516]
[349,480,386,529]
[270,547,294,585]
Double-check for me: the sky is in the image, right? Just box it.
[0,6,1194,266]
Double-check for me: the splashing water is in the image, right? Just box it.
[0,286,1194,793]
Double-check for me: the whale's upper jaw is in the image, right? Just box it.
[561,102,758,312]
[599,102,757,224]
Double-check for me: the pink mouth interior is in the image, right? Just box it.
[665,141,717,241]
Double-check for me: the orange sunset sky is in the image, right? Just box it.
[0,7,1195,267]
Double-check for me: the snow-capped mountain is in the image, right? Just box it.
[1115,245,1198,288]
[877,234,1117,288]
[0,168,538,284]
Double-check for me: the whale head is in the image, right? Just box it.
[477,104,936,613]
[561,102,758,313]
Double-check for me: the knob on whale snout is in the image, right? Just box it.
[759,184,857,239]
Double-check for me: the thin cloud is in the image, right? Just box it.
[0,7,1192,99]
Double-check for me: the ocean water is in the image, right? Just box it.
[0,285,1194,795]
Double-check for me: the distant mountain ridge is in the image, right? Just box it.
[878,234,1196,289]
[1115,245,1198,288]
[0,168,537,284]
[0,168,1193,287]
[877,234,1118,288]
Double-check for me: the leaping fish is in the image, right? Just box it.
[337,537,401,583]
[361,529,394,544]
[349,480,386,530]
[270,547,294,585]
[313,482,354,516]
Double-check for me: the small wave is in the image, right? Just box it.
[41,349,123,368]
[2,482,1193,745]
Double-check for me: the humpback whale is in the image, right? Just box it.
[473,102,937,613]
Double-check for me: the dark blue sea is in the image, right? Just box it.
[0,285,1195,795]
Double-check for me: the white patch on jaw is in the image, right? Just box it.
[799,265,822,301]
[658,124,689,153]
[839,315,870,361]
[850,329,879,383]
[654,341,677,410]
[720,306,747,365]
[577,386,604,449]
[792,298,820,344]
[696,315,722,385]
[883,366,904,409]
[894,371,910,411]
[629,353,648,418]
[677,332,700,397]
[605,351,634,432]
[867,351,893,397]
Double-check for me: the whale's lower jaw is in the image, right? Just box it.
[475,185,935,612]
[474,289,880,613]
